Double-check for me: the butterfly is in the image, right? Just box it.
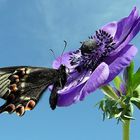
[0,65,67,116]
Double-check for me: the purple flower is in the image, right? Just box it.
[53,7,140,106]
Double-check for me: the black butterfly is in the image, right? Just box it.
[0,65,67,116]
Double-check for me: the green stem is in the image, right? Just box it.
[123,120,130,140]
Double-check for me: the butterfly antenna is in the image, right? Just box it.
[50,49,56,59]
[61,40,67,56]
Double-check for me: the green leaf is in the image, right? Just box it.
[132,67,140,90]
[130,102,134,116]
[123,115,134,120]
[114,112,122,118]
[97,96,134,122]
[124,61,134,83]
[133,84,140,98]
[101,85,119,100]
[123,61,134,83]
[131,97,140,109]
[131,97,140,102]
[123,61,134,95]
[113,76,122,91]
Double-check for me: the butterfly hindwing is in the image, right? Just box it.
[0,66,60,116]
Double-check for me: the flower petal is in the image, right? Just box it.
[104,44,137,84]
[112,17,140,55]
[120,82,126,94]
[114,7,139,43]
[101,7,139,45]
[116,18,140,55]
[101,22,117,38]
[57,83,85,106]
[57,62,109,106]
[79,62,109,100]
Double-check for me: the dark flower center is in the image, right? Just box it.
[70,30,116,72]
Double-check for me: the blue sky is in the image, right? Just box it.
[0,0,140,140]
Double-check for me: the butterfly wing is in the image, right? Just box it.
[0,66,58,116]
